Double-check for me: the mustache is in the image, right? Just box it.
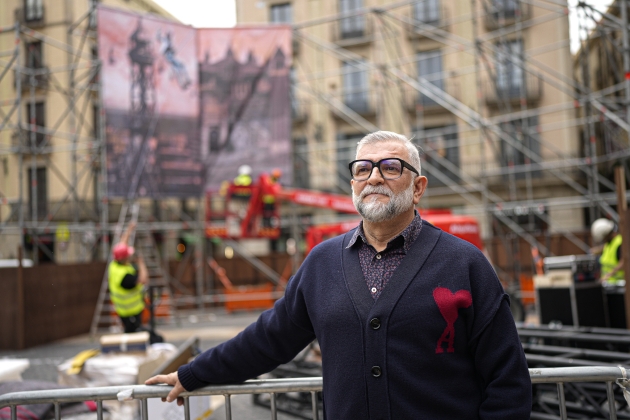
[359,185,393,199]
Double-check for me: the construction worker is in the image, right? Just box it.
[233,165,253,187]
[108,222,148,333]
[262,168,281,227]
[591,218,625,284]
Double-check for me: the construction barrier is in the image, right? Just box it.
[1,367,630,419]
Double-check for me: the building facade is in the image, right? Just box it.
[236,0,584,241]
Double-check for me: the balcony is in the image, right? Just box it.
[406,5,450,40]
[332,15,373,47]
[330,89,377,120]
[483,73,542,107]
[14,67,50,91]
[483,1,532,30]
[14,5,46,28]
[406,76,458,115]
[12,127,49,152]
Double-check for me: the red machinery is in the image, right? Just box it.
[206,173,483,251]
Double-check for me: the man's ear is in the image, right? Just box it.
[413,176,428,205]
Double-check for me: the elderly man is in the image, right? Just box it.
[147,131,532,419]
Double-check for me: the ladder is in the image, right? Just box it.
[134,229,178,326]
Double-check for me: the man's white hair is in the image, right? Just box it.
[356,131,421,176]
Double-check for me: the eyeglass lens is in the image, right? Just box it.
[351,159,403,180]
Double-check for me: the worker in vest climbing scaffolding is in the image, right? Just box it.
[591,218,625,284]
[108,222,148,333]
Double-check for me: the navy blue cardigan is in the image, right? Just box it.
[178,221,532,419]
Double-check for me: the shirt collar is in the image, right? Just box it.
[346,211,423,252]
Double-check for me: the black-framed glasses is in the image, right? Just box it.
[348,158,419,181]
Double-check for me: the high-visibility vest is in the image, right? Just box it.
[600,234,624,284]
[262,194,275,204]
[108,261,145,317]
[234,174,252,186]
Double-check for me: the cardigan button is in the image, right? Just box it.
[371,366,382,377]
[370,318,381,330]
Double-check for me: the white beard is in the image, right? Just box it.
[352,181,415,223]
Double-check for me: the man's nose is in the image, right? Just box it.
[366,166,384,184]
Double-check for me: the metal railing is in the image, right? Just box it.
[1,367,629,420]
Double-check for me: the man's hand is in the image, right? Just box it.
[145,372,186,406]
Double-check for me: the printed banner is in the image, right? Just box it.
[98,6,292,197]
[197,28,292,189]
[98,6,201,197]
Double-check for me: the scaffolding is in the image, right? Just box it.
[0,3,208,323]
[288,0,630,287]
[1,0,630,314]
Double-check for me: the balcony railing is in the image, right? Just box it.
[13,67,50,91]
[329,88,377,118]
[11,127,48,151]
[483,0,532,30]
[405,76,458,114]
[14,5,45,28]
[406,4,450,40]
[483,72,543,106]
[1,367,630,420]
[332,15,373,47]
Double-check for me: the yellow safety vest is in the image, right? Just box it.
[108,261,145,317]
[234,174,252,186]
[262,194,275,204]
[600,234,624,284]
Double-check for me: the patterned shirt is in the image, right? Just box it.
[346,212,423,300]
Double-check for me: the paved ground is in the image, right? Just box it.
[0,309,305,419]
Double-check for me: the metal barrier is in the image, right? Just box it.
[0,367,629,420]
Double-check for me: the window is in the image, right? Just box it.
[339,0,364,39]
[414,0,440,24]
[342,60,369,113]
[495,40,523,97]
[24,0,43,21]
[336,133,360,189]
[90,46,99,85]
[419,125,460,186]
[25,102,45,147]
[28,167,47,220]
[92,105,100,138]
[499,116,540,179]
[492,0,519,17]
[293,137,310,188]
[25,41,43,69]
[270,3,292,23]
[417,50,444,106]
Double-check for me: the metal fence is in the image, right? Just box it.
[1,367,629,420]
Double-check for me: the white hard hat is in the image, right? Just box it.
[238,165,252,176]
[591,218,615,243]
